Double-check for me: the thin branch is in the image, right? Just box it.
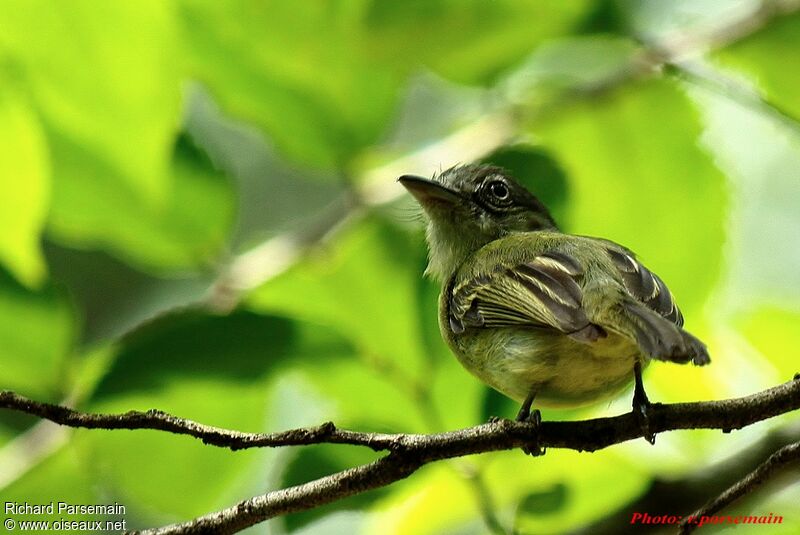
[571,421,800,535]
[2,378,800,534]
[678,441,800,534]
[3,379,799,455]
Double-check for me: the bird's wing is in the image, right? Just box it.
[603,247,684,327]
[600,245,709,365]
[448,252,602,341]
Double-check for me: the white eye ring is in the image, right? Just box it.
[488,181,509,200]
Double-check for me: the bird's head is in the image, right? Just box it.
[399,164,557,282]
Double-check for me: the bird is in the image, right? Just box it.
[399,164,710,448]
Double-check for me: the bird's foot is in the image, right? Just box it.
[518,409,544,456]
[632,393,656,445]
[632,361,656,444]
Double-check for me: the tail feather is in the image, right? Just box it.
[619,300,710,366]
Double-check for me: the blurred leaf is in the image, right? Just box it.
[689,56,800,311]
[83,310,301,522]
[248,215,431,381]
[365,0,593,85]
[621,0,760,41]
[505,449,646,534]
[184,86,347,250]
[374,73,489,159]
[504,34,639,106]
[180,0,400,168]
[715,12,800,121]
[47,133,234,272]
[0,269,73,400]
[0,80,49,287]
[45,244,213,346]
[535,78,728,316]
[282,445,385,532]
[576,0,629,34]
[0,0,182,205]
[480,387,518,422]
[365,462,477,535]
[515,482,568,517]
[2,445,107,526]
[734,306,800,380]
[292,512,366,535]
[94,310,297,397]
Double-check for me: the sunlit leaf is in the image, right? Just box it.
[534,78,727,317]
[0,81,49,287]
[179,0,400,168]
[734,307,800,380]
[248,216,431,381]
[715,11,800,120]
[0,0,182,205]
[365,0,593,85]
[47,134,234,272]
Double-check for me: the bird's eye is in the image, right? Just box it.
[488,181,509,200]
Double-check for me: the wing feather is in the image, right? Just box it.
[605,248,684,327]
[449,251,591,336]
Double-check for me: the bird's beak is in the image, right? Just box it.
[398,175,462,205]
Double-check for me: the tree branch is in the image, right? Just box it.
[571,421,800,535]
[2,378,800,534]
[678,440,800,534]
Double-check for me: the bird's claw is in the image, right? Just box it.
[520,409,544,456]
[633,397,656,445]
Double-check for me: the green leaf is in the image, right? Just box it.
[0,0,182,205]
[534,78,728,316]
[47,134,234,272]
[715,12,800,121]
[184,86,347,250]
[0,81,49,287]
[364,0,594,85]
[2,445,108,526]
[180,0,400,168]
[503,34,640,103]
[44,245,213,346]
[734,306,800,380]
[515,482,569,517]
[248,215,431,382]
[282,445,385,532]
[0,269,73,400]
[83,310,300,523]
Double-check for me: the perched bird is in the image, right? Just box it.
[399,164,709,446]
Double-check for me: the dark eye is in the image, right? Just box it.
[488,181,509,200]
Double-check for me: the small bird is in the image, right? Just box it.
[399,164,709,446]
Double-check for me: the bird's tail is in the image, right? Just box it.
[616,300,710,366]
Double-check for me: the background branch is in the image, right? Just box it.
[678,440,800,534]
[2,378,799,534]
[572,421,800,535]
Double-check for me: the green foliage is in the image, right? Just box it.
[0,82,49,287]
[534,78,727,317]
[0,2,799,534]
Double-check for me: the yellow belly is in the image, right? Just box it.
[447,327,646,406]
